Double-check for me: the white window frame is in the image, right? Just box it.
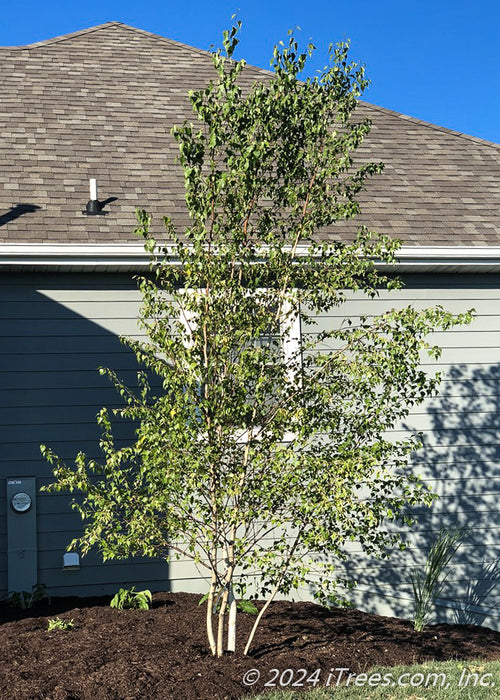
[176,288,302,444]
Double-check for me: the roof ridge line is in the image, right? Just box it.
[86,22,273,75]
[0,21,124,50]
[115,23,220,60]
[361,101,500,150]
[0,21,272,76]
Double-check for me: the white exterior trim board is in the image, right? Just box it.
[3,244,500,272]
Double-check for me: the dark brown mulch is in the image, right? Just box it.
[1,592,500,699]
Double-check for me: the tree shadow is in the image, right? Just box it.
[454,558,500,625]
[311,362,500,628]
[398,363,500,625]
[401,364,500,626]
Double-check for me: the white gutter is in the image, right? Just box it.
[394,246,500,268]
[2,244,500,271]
[0,244,152,269]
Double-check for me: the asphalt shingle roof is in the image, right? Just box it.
[1,21,499,247]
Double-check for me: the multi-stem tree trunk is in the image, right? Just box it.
[216,555,236,656]
[243,533,302,656]
[227,587,237,652]
[206,571,217,656]
[216,589,228,656]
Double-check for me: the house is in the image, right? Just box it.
[2,21,500,627]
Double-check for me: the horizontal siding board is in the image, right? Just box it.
[38,530,95,551]
[283,427,500,448]
[0,406,136,426]
[38,561,169,590]
[0,387,140,408]
[1,332,145,351]
[302,293,500,307]
[351,579,497,603]
[35,290,143,302]
[412,488,500,509]
[38,513,99,535]
[398,414,500,434]
[0,455,101,470]
[0,461,55,476]
[0,272,142,290]
[0,353,141,372]
[421,473,500,488]
[332,556,500,579]
[1,440,131,462]
[304,328,500,347]
[2,421,134,445]
[38,548,166,571]
[41,582,170,597]
[36,492,80,516]
[302,347,500,365]
[409,503,500,519]
[0,301,142,321]
[303,299,480,319]
[314,539,500,559]
[303,314,500,333]
[0,289,142,302]
[402,408,500,421]
[0,370,145,390]
[411,442,500,462]
[411,512,500,532]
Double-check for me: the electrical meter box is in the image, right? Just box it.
[6,477,37,593]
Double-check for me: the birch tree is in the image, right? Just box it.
[41,24,472,657]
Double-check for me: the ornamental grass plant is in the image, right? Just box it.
[410,527,463,632]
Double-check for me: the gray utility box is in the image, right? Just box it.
[6,477,37,593]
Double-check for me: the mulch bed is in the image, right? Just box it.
[1,591,500,699]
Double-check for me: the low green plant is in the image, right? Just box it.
[236,599,259,615]
[8,583,49,610]
[47,617,74,631]
[110,587,152,610]
[411,527,464,631]
[198,592,258,615]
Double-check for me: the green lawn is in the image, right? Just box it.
[248,660,500,699]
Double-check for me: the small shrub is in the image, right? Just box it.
[411,528,463,631]
[235,599,258,615]
[47,617,74,631]
[198,593,258,615]
[110,587,152,610]
[8,584,49,610]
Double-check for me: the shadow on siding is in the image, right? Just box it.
[307,362,500,628]
[0,272,168,598]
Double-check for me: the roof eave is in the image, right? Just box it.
[0,244,152,272]
[389,246,500,273]
[2,244,500,273]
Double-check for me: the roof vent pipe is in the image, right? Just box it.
[85,178,103,215]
